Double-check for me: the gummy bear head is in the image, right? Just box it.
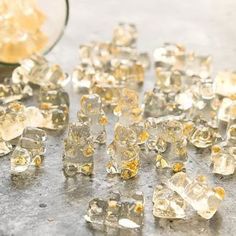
[114,124,137,146]
[68,122,91,143]
[80,94,102,115]
[114,88,140,116]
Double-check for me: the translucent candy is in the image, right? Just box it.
[12,54,48,84]
[72,24,149,92]
[63,122,94,177]
[130,121,149,145]
[113,88,142,126]
[0,83,33,104]
[227,123,236,145]
[72,63,96,92]
[91,73,123,107]
[76,44,147,89]
[22,126,47,142]
[154,43,211,79]
[168,172,225,219]
[78,94,107,144]
[153,43,185,70]
[175,90,194,111]
[144,88,183,118]
[217,98,236,124]
[188,121,219,148]
[107,124,140,180]
[11,127,47,174]
[155,69,183,94]
[189,79,220,126]
[111,58,145,86]
[78,43,93,63]
[12,54,69,87]
[162,122,187,163]
[144,116,187,165]
[211,143,235,175]
[85,191,144,230]
[38,84,69,108]
[183,53,211,79]
[144,117,168,153]
[0,86,69,138]
[78,41,112,70]
[155,154,169,169]
[152,184,186,219]
[211,124,236,175]
[0,102,31,141]
[25,106,45,128]
[44,64,69,87]
[38,85,69,130]
[112,23,137,47]
[215,71,236,98]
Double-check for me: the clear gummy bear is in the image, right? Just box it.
[211,124,236,175]
[0,82,33,104]
[12,54,69,87]
[78,94,108,144]
[144,116,187,167]
[38,84,69,130]
[107,124,140,180]
[63,121,95,177]
[11,127,47,175]
[113,88,142,126]
[152,184,186,219]
[168,172,225,219]
[84,191,144,231]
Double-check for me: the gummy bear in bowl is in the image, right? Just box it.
[0,0,69,64]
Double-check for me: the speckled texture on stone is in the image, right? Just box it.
[1,0,236,235]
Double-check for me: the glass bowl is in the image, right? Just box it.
[0,0,69,78]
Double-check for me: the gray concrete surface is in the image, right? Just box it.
[1,0,236,235]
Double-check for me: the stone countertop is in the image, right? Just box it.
[0,0,236,235]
